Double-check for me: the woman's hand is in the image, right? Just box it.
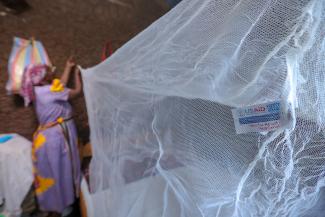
[61,56,76,86]
[66,56,76,68]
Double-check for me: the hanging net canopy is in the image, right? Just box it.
[81,0,325,216]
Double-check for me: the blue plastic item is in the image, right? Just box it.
[0,135,13,143]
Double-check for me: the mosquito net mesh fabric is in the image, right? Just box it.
[81,0,325,216]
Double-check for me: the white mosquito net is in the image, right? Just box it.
[81,0,325,216]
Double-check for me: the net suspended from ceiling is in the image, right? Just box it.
[81,0,325,216]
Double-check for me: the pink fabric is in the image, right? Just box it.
[20,65,47,107]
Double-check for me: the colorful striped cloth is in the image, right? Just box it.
[6,37,51,94]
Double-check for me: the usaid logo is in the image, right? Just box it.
[238,102,280,117]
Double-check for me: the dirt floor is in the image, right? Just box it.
[0,0,169,142]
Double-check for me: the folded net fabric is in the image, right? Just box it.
[82,0,325,216]
[0,134,33,216]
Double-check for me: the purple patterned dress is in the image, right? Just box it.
[32,84,81,213]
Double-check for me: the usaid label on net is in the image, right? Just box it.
[232,101,291,134]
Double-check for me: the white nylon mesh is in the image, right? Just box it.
[81,0,325,216]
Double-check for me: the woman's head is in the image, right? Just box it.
[41,65,56,84]
[20,64,56,106]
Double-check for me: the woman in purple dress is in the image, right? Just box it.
[32,58,82,216]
